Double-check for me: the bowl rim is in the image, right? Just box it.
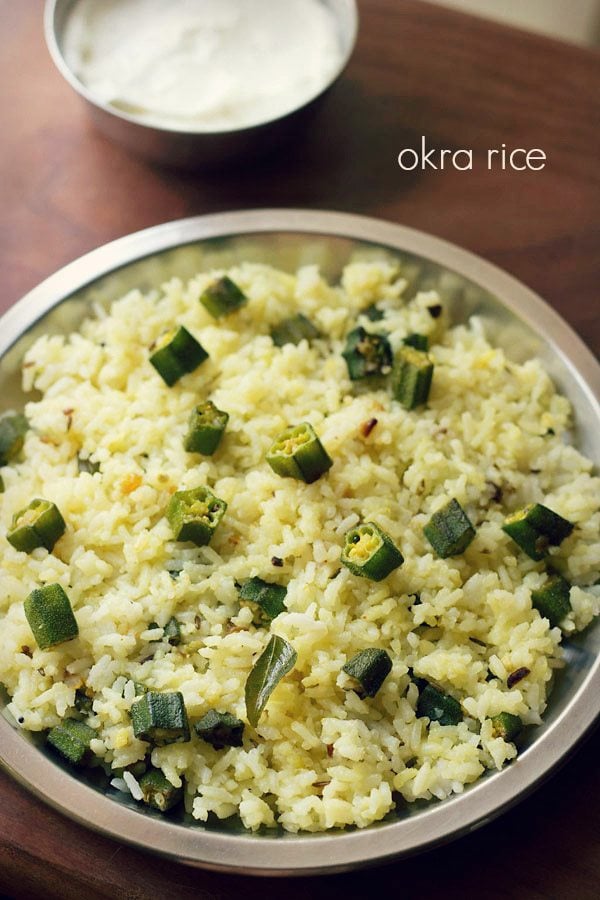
[43,0,360,137]
[0,209,599,876]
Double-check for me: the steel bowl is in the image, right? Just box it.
[44,0,359,169]
[0,210,598,875]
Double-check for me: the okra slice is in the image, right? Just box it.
[403,333,429,352]
[139,768,183,812]
[7,499,66,553]
[239,576,287,623]
[266,423,332,484]
[0,413,28,466]
[194,709,245,749]
[531,572,572,627]
[271,313,321,347]
[47,718,95,766]
[200,275,247,319]
[130,691,190,746]
[361,303,384,322]
[342,327,393,380]
[150,326,208,387]
[74,689,93,716]
[342,649,392,698]
[423,498,476,558]
[489,712,522,742]
[183,401,229,455]
[163,616,182,646]
[502,503,574,560]
[416,683,462,726]
[391,346,434,409]
[341,522,403,581]
[166,485,227,546]
[24,583,78,650]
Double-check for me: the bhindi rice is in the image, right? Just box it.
[1,259,599,833]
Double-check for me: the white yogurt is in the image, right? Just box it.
[62,0,344,131]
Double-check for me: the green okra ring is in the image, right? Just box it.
[238,576,287,623]
[150,325,208,386]
[7,498,66,553]
[342,326,393,380]
[130,691,190,746]
[391,345,434,409]
[184,401,229,455]
[341,522,404,581]
[266,423,332,484]
[423,498,475,558]
[200,275,248,319]
[502,503,574,560]
[167,485,227,546]
[271,313,321,347]
[139,768,183,811]
[489,712,522,742]
[416,683,462,726]
[194,710,245,749]
[342,649,392,698]
[531,572,572,627]
[47,718,96,766]
[24,583,78,650]
[0,413,28,466]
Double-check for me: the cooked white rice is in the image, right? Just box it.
[1,259,598,833]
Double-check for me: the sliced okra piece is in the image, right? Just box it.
[342,649,392,698]
[200,275,247,319]
[531,572,572,627]
[361,303,384,322]
[502,503,574,560]
[391,345,434,409]
[167,485,227,546]
[341,522,403,581]
[139,768,183,812]
[74,689,93,716]
[163,616,182,646]
[238,576,287,623]
[423,498,476,558]
[342,326,393,380]
[271,313,321,347]
[266,423,332,484]
[24,583,78,650]
[150,326,208,387]
[489,712,522,742]
[194,709,245,749]
[0,413,28,466]
[403,333,429,352]
[127,760,148,778]
[416,683,462,726]
[7,498,66,553]
[130,691,190,746]
[47,718,95,766]
[184,401,229,455]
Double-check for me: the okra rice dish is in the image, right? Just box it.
[0,259,598,833]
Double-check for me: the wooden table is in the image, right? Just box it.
[1,1,599,897]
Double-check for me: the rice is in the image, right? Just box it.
[0,259,598,833]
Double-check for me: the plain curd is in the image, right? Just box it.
[63,0,344,131]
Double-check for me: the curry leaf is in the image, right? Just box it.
[245,635,297,727]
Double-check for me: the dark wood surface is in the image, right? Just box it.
[0,1,599,897]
